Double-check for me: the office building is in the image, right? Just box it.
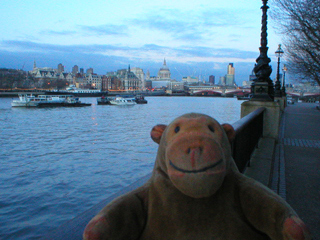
[57,63,64,73]
[225,63,235,86]
[209,75,215,85]
[72,65,79,74]
[86,68,94,74]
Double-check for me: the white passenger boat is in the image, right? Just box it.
[109,96,137,105]
[11,94,41,107]
[11,94,91,107]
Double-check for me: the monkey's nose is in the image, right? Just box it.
[187,147,203,154]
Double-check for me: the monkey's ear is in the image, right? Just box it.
[150,124,167,144]
[221,123,235,144]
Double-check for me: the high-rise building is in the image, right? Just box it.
[226,63,235,86]
[209,75,215,85]
[219,76,226,85]
[57,63,64,73]
[86,68,93,74]
[72,65,79,74]
[226,74,235,86]
[227,63,235,75]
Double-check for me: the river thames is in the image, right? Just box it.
[0,96,244,239]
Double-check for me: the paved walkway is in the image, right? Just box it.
[272,102,320,239]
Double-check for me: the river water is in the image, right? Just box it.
[0,96,244,240]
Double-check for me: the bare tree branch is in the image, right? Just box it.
[270,0,320,85]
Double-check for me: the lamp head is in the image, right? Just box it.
[283,64,287,72]
[275,44,284,58]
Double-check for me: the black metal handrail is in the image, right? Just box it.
[232,107,265,173]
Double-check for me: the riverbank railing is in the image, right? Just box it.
[232,107,265,172]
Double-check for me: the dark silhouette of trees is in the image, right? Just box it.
[0,69,71,90]
[270,0,320,86]
[0,69,26,89]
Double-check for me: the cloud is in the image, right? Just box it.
[40,30,77,36]
[129,8,244,42]
[164,45,257,60]
[228,34,242,42]
[143,44,166,51]
[31,7,255,46]
[0,40,257,61]
[132,15,198,40]
[79,24,129,36]
[38,24,129,37]
[0,40,129,53]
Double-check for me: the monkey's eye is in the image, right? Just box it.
[174,126,180,133]
[208,125,215,133]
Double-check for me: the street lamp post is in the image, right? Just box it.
[282,64,287,96]
[274,44,284,97]
[250,0,274,101]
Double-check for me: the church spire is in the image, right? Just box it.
[33,60,37,70]
[163,58,166,66]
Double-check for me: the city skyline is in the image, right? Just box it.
[0,0,283,85]
[31,59,238,83]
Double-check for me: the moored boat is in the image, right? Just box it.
[11,94,91,107]
[45,85,107,97]
[135,95,148,104]
[11,94,42,107]
[109,96,137,105]
[97,96,114,105]
[38,97,91,107]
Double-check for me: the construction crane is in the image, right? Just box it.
[21,62,26,71]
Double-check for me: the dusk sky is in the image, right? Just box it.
[0,0,283,85]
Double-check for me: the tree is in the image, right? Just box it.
[270,0,320,86]
[0,69,26,89]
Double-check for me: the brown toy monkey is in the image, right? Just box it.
[83,113,311,240]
